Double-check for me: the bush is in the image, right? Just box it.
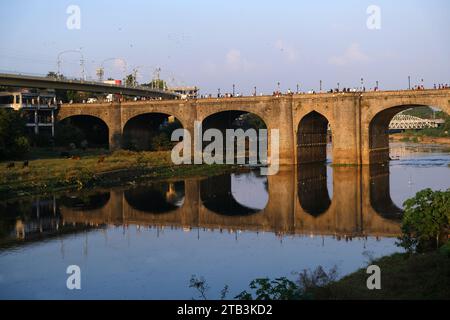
[398,188,450,253]
[0,109,30,160]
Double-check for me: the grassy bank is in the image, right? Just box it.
[390,133,450,145]
[0,149,238,200]
[313,246,450,300]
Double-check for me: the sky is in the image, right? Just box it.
[0,0,449,95]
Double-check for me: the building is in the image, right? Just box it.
[168,86,199,99]
[0,89,58,136]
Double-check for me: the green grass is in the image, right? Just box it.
[0,149,238,200]
[313,248,450,300]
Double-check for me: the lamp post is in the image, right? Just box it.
[57,49,85,80]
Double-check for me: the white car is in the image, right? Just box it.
[87,98,98,104]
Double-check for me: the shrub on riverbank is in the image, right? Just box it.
[0,109,30,160]
[398,188,450,253]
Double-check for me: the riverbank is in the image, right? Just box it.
[313,246,450,300]
[390,133,450,145]
[0,149,239,200]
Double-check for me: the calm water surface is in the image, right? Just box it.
[0,142,449,299]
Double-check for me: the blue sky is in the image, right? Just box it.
[0,0,449,94]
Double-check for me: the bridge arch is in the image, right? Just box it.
[58,115,109,148]
[367,103,449,163]
[122,112,184,151]
[201,110,268,164]
[296,111,333,164]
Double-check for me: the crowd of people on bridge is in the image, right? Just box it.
[434,83,449,90]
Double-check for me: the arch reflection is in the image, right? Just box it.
[124,181,185,214]
[59,192,111,211]
[297,164,332,217]
[369,164,403,218]
[200,172,268,216]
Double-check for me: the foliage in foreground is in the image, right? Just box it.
[398,188,450,253]
[189,266,338,300]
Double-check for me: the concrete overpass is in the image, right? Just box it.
[0,73,179,99]
[57,88,450,165]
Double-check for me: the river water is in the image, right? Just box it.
[0,142,449,299]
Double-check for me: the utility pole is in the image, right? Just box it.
[80,58,85,81]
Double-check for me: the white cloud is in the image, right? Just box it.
[225,49,254,72]
[274,40,299,62]
[329,43,370,66]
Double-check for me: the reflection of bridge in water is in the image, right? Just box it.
[2,165,404,246]
[47,165,400,238]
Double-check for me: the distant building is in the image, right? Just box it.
[168,86,199,99]
[0,89,58,136]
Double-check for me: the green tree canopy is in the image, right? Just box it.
[0,109,30,160]
[399,188,450,253]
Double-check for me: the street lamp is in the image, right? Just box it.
[57,49,85,80]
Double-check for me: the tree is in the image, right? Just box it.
[398,188,450,253]
[143,79,167,90]
[46,71,59,79]
[0,109,30,160]
[124,74,137,87]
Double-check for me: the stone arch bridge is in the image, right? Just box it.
[57,89,450,165]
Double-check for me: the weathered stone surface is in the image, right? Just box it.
[57,89,450,164]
